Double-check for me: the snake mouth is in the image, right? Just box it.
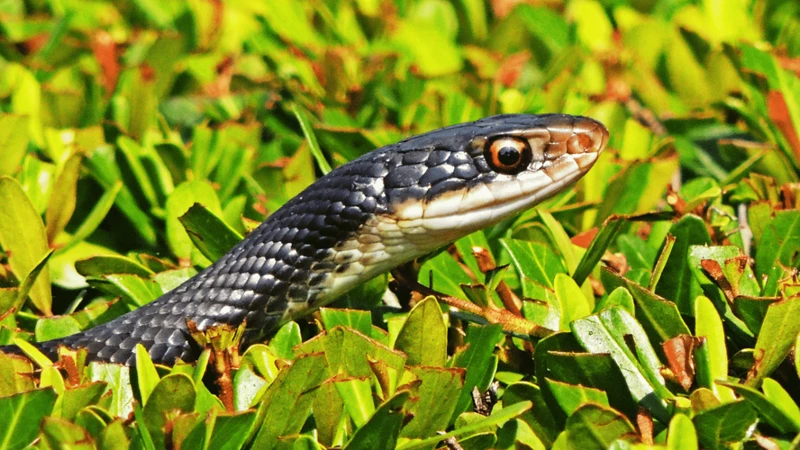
[411,151,601,234]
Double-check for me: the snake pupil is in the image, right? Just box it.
[498,146,520,166]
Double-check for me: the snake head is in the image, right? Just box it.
[383,114,609,244]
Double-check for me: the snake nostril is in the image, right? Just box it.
[570,119,609,154]
[578,133,594,150]
[567,133,596,154]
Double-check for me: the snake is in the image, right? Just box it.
[3,114,608,365]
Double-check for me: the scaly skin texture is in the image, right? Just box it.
[3,114,608,365]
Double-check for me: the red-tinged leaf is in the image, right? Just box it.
[662,335,698,392]
[767,90,800,160]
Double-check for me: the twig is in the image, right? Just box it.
[391,268,554,338]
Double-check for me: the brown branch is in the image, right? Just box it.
[391,268,554,338]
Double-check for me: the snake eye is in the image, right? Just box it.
[484,137,532,174]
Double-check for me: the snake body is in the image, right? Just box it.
[5,114,608,365]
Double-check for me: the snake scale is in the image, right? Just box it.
[2,114,608,365]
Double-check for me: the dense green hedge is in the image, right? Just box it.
[0,0,799,449]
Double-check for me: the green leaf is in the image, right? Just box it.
[293,105,331,174]
[75,255,154,278]
[85,273,163,307]
[503,382,559,447]
[262,1,323,48]
[251,353,328,450]
[554,273,592,330]
[392,19,462,77]
[762,378,800,428]
[687,245,755,338]
[35,298,128,341]
[136,344,161,406]
[396,401,532,450]
[755,210,800,281]
[88,362,134,418]
[143,373,196,449]
[53,381,107,421]
[694,296,734,401]
[666,414,698,450]
[394,296,447,367]
[296,327,406,380]
[7,250,53,317]
[0,352,35,397]
[718,381,800,433]
[0,176,52,314]
[539,211,579,274]
[74,408,108,443]
[452,230,491,280]
[0,387,58,450]
[796,334,800,381]
[312,379,346,447]
[336,273,389,311]
[170,413,204,450]
[205,411,258,450]
[417,251,473,300]
[649,234,675,290]
[654,215,712,314]
[344,391,409,450]
[116,136,163,208]
[693,400,757,450]
[59,180,122,254]
[567,0,613,52]
[612,271,691,346]
[269,321,302,360]
[40,416,94,450]
[596,286,635,315]
[679,177,721,211]
[165,180,223,265]
[502,239,567,292]
[595,157,679,223]
[545,378,609,415]
[573,217,624,286]
[99,419,130,450]
[0,114,30,176]
[401,367,464,439]
[320,308,372,336]
[178,202,244,262]
[13,337,56,369]
[133,402,157,450]
[517,5,569,52]
[334,376,375,427]
[544,351,638,419]
[748,295,800,386]
[44,151,82,243]
[84,146,157,245]
[449,324,503,422]
[560,403,636,449]
[233,353,272,410]
[571,307,672,421]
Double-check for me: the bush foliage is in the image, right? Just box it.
[1,0,800,449]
